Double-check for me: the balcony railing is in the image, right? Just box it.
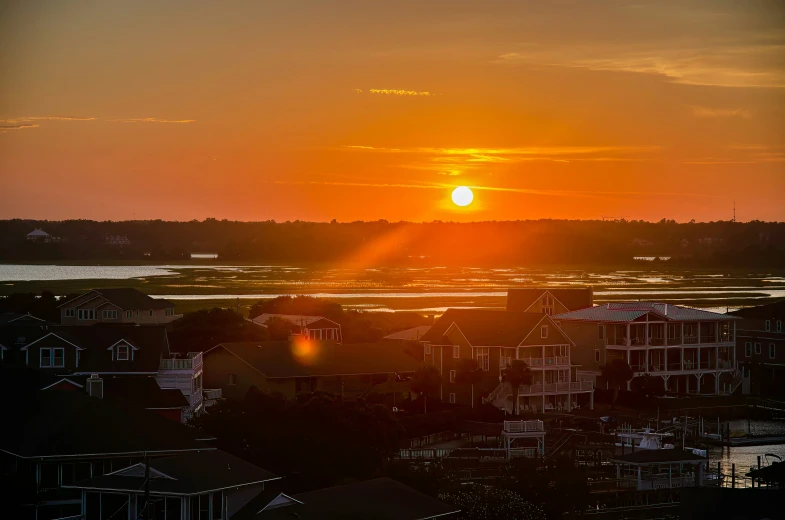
[517,356,569,367]
[517,381,592,394]
[160,352,203,371]
[504,420,544,433]
[203,388,222,400]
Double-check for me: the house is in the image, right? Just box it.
[26,228,60,242]
[0,372,211,520]
[1,322,204,420]
[506,287,593,315]
[608,450,707,491]
[419,309,594,412]
[104,234,131,245]
[203,341,421,400]
[64,450,280,520]
[250,314,342,343]
[728,300,785,395]
[383,325,432,342]
[234,478,459,520]
[58,288,180,325]
[554,303,741,395]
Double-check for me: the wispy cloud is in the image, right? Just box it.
[685,145,785,164]
[689,106,751,118]
[109,118,196,123]
[355,89,435,96]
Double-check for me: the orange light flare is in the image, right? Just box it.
[291,336,321,366]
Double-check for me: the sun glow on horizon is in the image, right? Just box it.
[451,186,474,207]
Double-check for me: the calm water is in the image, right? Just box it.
[1,264,784,312]
[708,421,785,480]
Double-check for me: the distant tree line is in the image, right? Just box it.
[1,218,784,267]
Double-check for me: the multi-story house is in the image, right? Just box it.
[554,302,742,395]
[728,300,785,395]
[1,321,204,420]
[506,287,593,315]
[419,309,594,413]
[59,288,181,325]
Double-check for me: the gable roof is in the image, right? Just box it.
[27,228,50,237]
[728,300,785,319]
[67,450,279,496]
[245,478,459,520]
[0,313,49,325]
[65,325,169,373]
[209,341,422,378]
[384,325,432,341]
[554,302,741,323]
[420,309,565,347]
[59,288,174,310]
[507,287,593,313]
[251,314,340,329]
[0,368,209,459]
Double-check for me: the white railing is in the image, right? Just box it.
[515,381,592,395]
[504,420,544,433]
[160,352,203,371]
[203,388,222,400]
[517,356,569,367]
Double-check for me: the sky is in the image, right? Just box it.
[1,0,784,222]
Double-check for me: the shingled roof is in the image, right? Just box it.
[67,450,279,495]
[58,288,174,310]
[209,341,422,378]
[554,302,741,323]
[419,309,561,347]
[59,325,169,373]
[507,287,593,312]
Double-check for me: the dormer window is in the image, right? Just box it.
[541,325,549,338]
[109,341,135,361]
[40,348,64,368]
[117,344,129,360]
[542,294,554,315]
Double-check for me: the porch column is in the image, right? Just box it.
[696,374,701,393]
[715,373,720,394]
[716,346,719,370]
[686,376,690,394]
[637,466,642,490]
[542,394,546,413]
[590,391,594,410]
[626,346,632,390]
[698,347,701,370]
[645,349,649,372]
[567,392,572,412]
[698,322,701,344]
[626,323,631,345]
[680,347,684,371]
[665,349,668,371]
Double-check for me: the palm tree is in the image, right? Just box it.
[455,358,483,408]
[411,365,442,414]
[503,360,533,415]
[601,358,634,409]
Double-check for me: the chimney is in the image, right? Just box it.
[428,314,435,324]
[87,374,103,399]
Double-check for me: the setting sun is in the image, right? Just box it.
[451,186,474,207]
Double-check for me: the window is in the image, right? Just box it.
[149,310,154,317]
[449,370,456,383]
[453,345,460,359]
[755,342,761,354]
[594,349,600,363]
[228,373,238,385]
[64,309,75,318]
[102,310,118,319]
[541,325,549,338]
[597,325,605,341]
[40,348,52,368]
[165,308,174,316]
[770,343,776,359]
[425,344,431,355]
[53,348,64,368]
[765,320,771,331]
[116,345,129,361]
[668,324,679,339]
[78,309,96,320]
[476,347,490,371]
[135,310,139,317]
[745,342,752,357]
[777,321,783,332]
[125,310,133,319]
[449,393,456,404]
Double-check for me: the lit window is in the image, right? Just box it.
[117,345,129,361]
[449,370,456,383]
[541,325,549,339]
[449,393,456,404]
[40,348,52,368]
[453,345,460,358]
[770,343,776,359]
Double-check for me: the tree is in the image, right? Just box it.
[503,360,532,415]
[455,358,483,408]
[634,373,665,399]
[167,308,268,352]
[601,358,634,409]
[438,483,545,520]
[264,315,298,340]
[410,365,442,414]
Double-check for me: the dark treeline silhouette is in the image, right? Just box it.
[2,218,784,267]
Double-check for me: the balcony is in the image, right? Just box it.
[517,356,569,368]
[517,381,593,394]
[504,420,544,433]
[160,352,203,371]
[204,388,222,400]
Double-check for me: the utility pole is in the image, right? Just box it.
[143,451,151,520]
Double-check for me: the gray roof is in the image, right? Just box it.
[59,288,174,310]
[554,302,740,323]
[67,450,279,495]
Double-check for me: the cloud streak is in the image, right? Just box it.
[109,118,196,123]
[0,123,40,131]
[355,89,435,96]
[689,106,751,118]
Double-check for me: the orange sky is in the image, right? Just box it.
[1,1,784,222]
